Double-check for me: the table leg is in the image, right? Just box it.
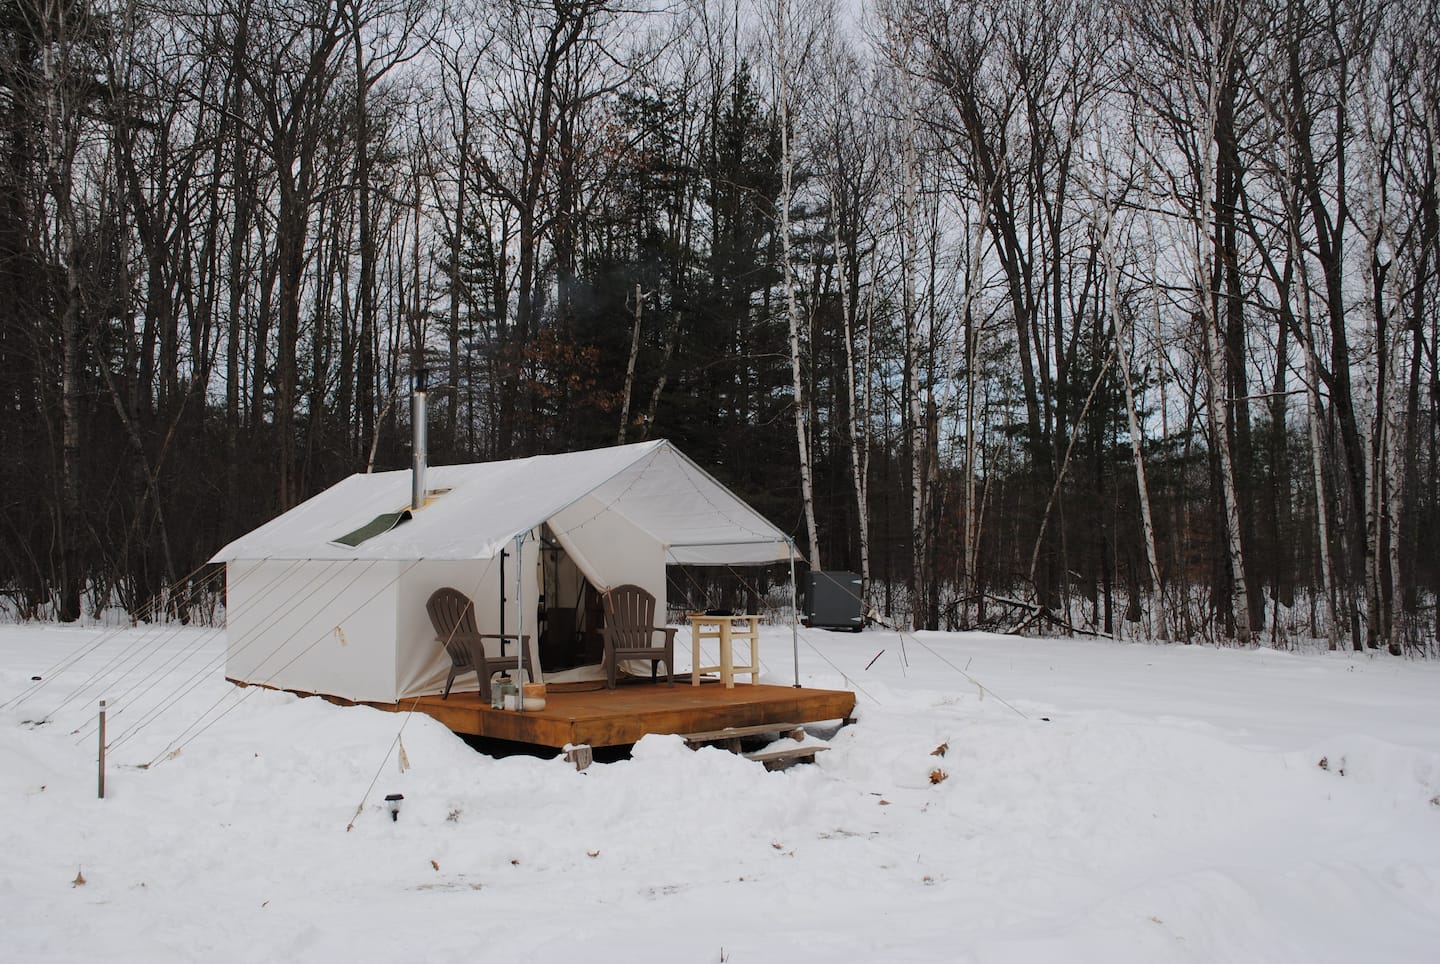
[720,621,733,688]
[691,622,702,686]
[747,616,759,683]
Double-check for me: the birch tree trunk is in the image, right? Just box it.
[1099,212,1167,641]
[1190,2,1252,643]
[899,33,925,630]
[1383,377,1405,655]
[617,284,643,444]
[1200,285,1253,644]
[640,311,678,440]
[36,0,85,621]
[837,240,871,603]
[959,195,991,628]
[351,8,377,465]
[774,0,822,570]
[58,190,83,623]
[1373,197,1410,656]
[1291,217,1340,652]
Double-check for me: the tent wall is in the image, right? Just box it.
[394,554,542,699]
[214,442,793,703]
[550,495,667,615]
[225,559,401,703]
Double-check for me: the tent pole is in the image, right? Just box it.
[788,538,801,688]
[514,533,526,709]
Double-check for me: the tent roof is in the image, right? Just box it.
[209,439,797,566]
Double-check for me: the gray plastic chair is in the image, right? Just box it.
[427,587,526,699]
[601,584,676,688]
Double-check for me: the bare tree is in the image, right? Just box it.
[1089,158,1169,640]
[770,0,823,569]
[813,34,884,607]
[228,0,350,509]
[468,0,629,454]
[1125,0,1255,642]
[21,0,102,619]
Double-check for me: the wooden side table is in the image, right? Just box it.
[688,614,760,688]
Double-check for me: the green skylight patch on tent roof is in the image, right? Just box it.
[332,509,412,548]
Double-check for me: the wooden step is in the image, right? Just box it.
[682,722,805,751]
[743,744,830,771]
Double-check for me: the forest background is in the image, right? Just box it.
[1,0,1435,655]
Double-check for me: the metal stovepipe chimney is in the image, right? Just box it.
[411,368,428,511]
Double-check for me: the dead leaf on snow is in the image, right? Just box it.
[431,860,440,872]
[929,768,948,785]
[72,868,86,887]
[931,742,948,757]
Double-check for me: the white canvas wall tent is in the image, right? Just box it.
[209,439,799,704]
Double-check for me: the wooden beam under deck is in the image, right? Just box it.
[366,682,857,749]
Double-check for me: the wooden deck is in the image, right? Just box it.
[371,681,856,749]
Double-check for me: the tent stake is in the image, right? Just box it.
[788,539,801,688]
[97,700,107,799]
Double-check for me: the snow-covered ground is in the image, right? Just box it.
[3,622,1438,963]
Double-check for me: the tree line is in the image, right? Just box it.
[0,0,1435,654]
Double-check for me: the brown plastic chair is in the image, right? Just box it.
[601,584,676,688]
[427,587,527,699]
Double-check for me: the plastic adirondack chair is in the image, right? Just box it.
[427,587,523,699]
[601,584,676,688]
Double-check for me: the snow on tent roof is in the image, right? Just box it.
[208,439,797,565]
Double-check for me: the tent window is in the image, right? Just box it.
[332,509,412,548]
